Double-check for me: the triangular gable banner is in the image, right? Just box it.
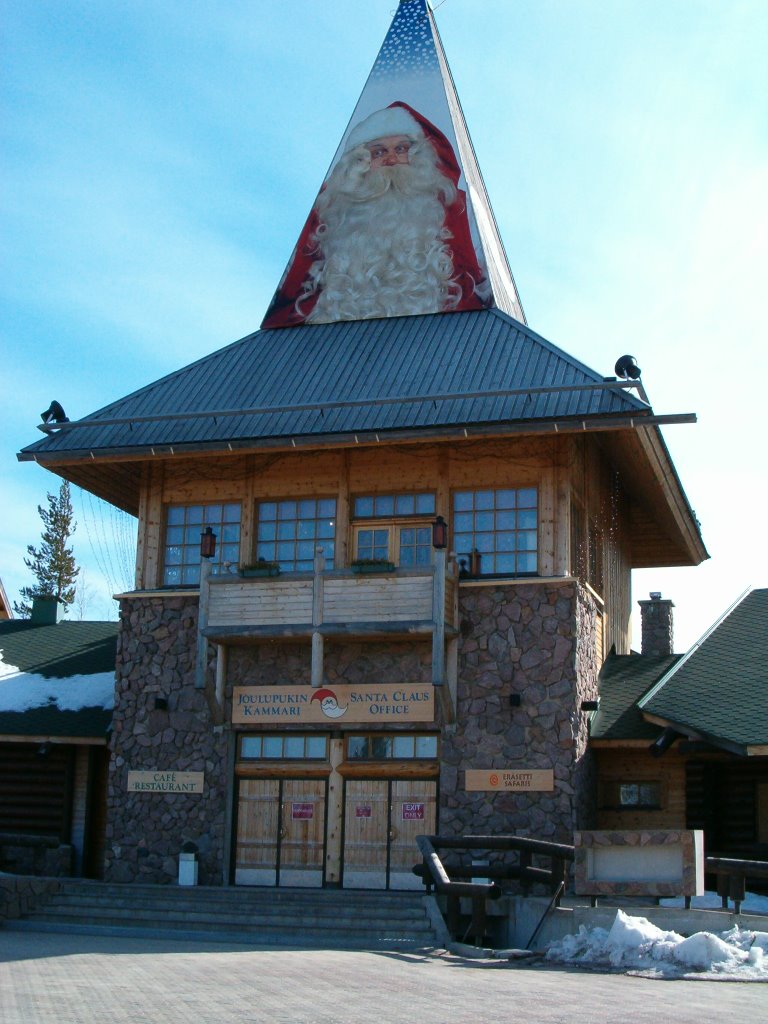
[262,0,524,329]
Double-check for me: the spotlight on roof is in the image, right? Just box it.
[614,355,641,380]
[40,401,69,424]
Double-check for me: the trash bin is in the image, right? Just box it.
[178,841,198,886]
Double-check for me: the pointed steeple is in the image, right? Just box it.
[262,0,524,329]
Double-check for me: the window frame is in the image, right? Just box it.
[162,501,242,587]
[344,733,439,761]
[351,492,437,569]
[452,486,538,578]
[254,496,337,573]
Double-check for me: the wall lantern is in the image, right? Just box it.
[200,526,217,559]
[432,515,448,550]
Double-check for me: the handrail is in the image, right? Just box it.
[706,855,768,914]
[414,833,574,946]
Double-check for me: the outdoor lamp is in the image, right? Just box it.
[432,515,448,549]
[200,526,217,559]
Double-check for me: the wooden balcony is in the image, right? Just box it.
[203,565,457,642]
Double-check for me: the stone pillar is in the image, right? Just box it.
[638,592,675,656]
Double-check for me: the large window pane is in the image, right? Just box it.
[163,502,241,586]
[255,498,337,571]
[452,488,538,577]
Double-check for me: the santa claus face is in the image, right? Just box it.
[366,135,412,170]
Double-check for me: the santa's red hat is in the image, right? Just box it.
[345,106,424,150]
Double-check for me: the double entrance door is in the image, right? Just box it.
[342,778,436,890]
[233,776,436,889]
[235,777,327,887]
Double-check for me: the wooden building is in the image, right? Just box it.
[592,589,768,865]
[17,1,706,888]
[0,598,116,878]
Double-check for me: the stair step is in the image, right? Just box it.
[11,880,441,950]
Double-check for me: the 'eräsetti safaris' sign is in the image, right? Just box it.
[232,684,434,724]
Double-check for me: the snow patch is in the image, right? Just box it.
[0,650,114,712]
[546,908,768,980]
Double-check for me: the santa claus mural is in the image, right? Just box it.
[261,102,491,328]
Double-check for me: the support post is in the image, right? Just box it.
[432,549,446,687]
[311,546,325,687]
[195,558,213,690]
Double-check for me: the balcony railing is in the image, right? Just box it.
[204,566,455,638]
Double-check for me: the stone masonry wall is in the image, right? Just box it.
[441,580,600,845]
[107,597,229,885]
[227,640,432,688]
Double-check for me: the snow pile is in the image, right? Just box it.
[0,652,115,713]
[545,909,768,980]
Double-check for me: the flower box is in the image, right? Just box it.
[240,563,281,578]
[351,560,396,574]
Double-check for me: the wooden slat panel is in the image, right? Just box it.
[323,576,432,623]
[0,743,75,839]
[208,580,313,626]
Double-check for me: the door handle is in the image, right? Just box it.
[388,828,398,841]
[279,827,288,840]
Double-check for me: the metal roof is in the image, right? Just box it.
[20,308,651,460]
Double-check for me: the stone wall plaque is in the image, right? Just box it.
[465,769,554,792]
[127,771,205,794]
[574,829,705,898]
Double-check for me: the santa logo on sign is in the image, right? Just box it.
[310,687,348,720]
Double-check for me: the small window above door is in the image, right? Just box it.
[352,492,436,568]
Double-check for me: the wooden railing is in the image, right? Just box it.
[414,834,575,946]
[706,856,768,914]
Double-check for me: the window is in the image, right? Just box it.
[453,488,537,576]
[352,492,436,568]
[346,734,438,760]
[163,503,241,586]
[256,498,336,572]
[239,734,328,760]
[601,780,662,810]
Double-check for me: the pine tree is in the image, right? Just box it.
[14,481,80,618]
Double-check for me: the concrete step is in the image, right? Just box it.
[9,881,441,950]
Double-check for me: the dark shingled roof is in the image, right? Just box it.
[591,652,681,741]
[19,309,649,460]
[0,620,117,740]
[639,588,768,753]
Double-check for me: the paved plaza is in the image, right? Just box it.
[0,929,765,1024]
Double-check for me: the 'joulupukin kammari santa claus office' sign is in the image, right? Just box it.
[232,684,434,724]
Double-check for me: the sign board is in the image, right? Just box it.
[127,771,204,794]
[355,805,372,818]
[291,802,314,820]
[464,769,554,792]
[232,683,434,725]
[402,803,425,821]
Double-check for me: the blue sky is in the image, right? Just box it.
[1,0,766,647]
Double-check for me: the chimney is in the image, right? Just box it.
[638,592,674,656]
[30,595,61,625]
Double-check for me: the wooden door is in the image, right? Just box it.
[279,779,327,887]
[342,780,389,888]
[234,779,280,885]
[341,778,437,889]
[389,779,437,890]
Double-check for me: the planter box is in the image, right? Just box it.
[240,566,281,578]
[351,562,396,574]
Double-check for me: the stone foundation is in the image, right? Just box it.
[440,580,599,844]
[107,596,229,885]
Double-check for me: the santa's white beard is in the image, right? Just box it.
[298,152,463,323]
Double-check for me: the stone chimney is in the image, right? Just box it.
[30,595,61,625]
[638,592,674,656]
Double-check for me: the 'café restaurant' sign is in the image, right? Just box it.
[127,771,205,793]
[232,683,434,725]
